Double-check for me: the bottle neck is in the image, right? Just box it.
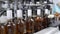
[7,19,13,23]
[17,18,24,24]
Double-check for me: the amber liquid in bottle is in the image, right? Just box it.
[14,18,19,34]
[17,18,24,34]
[26,17,34,34]
[1,25,7,34]
[34,17,43,32]
[42,17,48,28]
[7,20,13,34]
[5,19,16,34]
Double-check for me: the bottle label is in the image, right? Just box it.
[17,10,23,18]
[37,9,41,16]
[7,10,12,19]
[28,9,32,17]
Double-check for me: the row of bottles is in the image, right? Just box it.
[0,7,49,34]
[0,17,48,34]
[0,8,49,34]
[0,18,24,34]
[1,0,50,34]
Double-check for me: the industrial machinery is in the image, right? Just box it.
[0,0,56,34]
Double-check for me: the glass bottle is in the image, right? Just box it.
[34,16,43,32]
[42,16,48,28]
[5,19,18,34]
[26,6,34,34]
[14,17,18,34]
[1,23,8,34]
[26,17,34,34]
[34,7,43,32]
[17,18,24,34]
[6,19,14,34]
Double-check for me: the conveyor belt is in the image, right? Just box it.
[34,27,59,34]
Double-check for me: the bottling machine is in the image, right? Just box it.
[0,0,57,34]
